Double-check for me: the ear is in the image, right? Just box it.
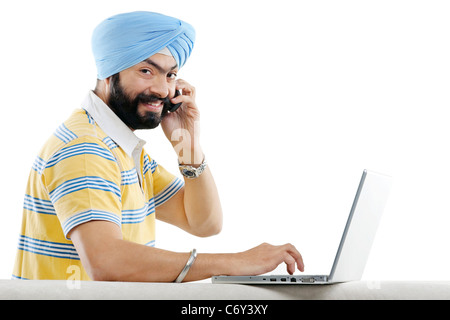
[95,78,108,92]
[104,76,112,87]
[93,78,111,103]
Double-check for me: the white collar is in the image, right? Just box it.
[82,91,146,161]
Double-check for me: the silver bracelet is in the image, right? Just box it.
[174,249,197,283]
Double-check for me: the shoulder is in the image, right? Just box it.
[37,109,117,165]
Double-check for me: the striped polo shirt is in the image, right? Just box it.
[12,91,184,280]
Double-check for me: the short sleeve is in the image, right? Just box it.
[41,136,122,239]
[143,154,184,207]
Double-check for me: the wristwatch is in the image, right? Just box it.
[179,157,207,179]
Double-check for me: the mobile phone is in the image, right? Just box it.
[165,90,182,113]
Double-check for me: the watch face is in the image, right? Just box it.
[182,169,196,177]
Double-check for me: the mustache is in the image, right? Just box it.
[136,93,170,105]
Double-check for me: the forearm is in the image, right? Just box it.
[90,238,230,282]
[91,240,304,282]
[183,166,223,236]
[178,147,223,237]
[162,79,222,236]
[72,222,304,282]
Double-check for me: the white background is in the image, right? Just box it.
[1,0,449,281]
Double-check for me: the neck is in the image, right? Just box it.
[93,78,110,106]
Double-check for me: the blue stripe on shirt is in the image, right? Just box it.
[143,154,158,175]
[46,142,117,168]
[121,199,155,224]
[62,209,122,238]
[49,176,121,203]
[154,177,184,207]
[54,123,77,143]
[23,194,56,215]
[121,168,139,186]
[32,156,46,174]
[17,235,80,260]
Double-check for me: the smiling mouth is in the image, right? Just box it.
[141,100,163,112]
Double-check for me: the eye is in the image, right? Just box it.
[168,72,177,80]
[140,69,152,75]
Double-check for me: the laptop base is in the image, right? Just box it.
[212,275,329,285]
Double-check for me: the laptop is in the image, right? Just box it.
[212,169,392,284]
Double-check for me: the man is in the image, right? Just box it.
[13,11,304,282]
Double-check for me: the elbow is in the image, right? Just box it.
[89,265,114,282]
[85,260,116,282]
[82,251,120,281]
[194,228,221,238]
[208,209,224,236]
[89,269,108,282]
[193,217,223,238]
[211,219,223,235]
[203,223,223,237]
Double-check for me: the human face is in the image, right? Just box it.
[107,53,178,130]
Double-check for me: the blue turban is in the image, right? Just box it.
[92,11,195,80]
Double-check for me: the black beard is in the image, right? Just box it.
[107,73,171,130]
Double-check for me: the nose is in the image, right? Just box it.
[149,77,170,99]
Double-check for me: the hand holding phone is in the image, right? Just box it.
[165,90,182,113]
